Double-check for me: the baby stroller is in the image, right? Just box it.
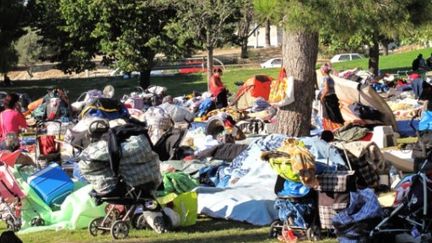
[78,120,169,239]
[370,116,432,241]
[88,180,166,239]
[369,159,432,241]
[269,175,321,241]
[0,162,45,231]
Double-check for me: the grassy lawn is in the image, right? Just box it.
[332,47,432,73]
[1,68,280,101]
[6,218,338,243]
[4,47,432,102]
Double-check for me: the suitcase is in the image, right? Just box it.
[27,163,74,206]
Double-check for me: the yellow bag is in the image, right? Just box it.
[268,77,288,104]
[158,192,197,227]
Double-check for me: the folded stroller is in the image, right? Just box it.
[370,116,432,241]
[78,120,169,239]
[0,161,24,231]
[369,159,432,241]
[269,175,321,241]
[0,162,45,231]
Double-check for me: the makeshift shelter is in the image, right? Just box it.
[232,75,272,110]
[317,71,397,129]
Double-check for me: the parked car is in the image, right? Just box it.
[261,58,282,68]
[330,53,363,63]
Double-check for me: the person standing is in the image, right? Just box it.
[319,63,345,131]
[209,67,228,108]
[412,54,426,71]
[426,53,432,69]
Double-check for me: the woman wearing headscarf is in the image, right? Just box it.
[319,63,344,131]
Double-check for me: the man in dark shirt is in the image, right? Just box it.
[427,53,432,69]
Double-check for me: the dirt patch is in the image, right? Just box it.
[6,68,114,81]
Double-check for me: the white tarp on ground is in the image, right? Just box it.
[195,159,278,226]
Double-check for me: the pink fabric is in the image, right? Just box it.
[0,109,27,139]
[408,73,421,80]
[0,162,25,201]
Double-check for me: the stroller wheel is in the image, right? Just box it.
[269,220,283,238]
[30,217,45,227]
[131,214,146,230]
[306,224,321,241]
[88,217,104,237]
[5,217,19,232]
[111,220,129,239]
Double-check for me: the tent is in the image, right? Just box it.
[317,71,397,129]
[231,75,272,110]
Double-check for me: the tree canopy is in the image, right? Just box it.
[175,0,243,81]
[321,0,432,74]
[29,0,186,88]
[0,0,26,75]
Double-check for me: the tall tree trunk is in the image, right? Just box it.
[207,46,213,91]
[368,39,380,76]
[381,39,389,56]
[265,19,271,48]
[139,51,155,89]
[272,30,319,136]
[240,39,248,59]
[139,69,152,89]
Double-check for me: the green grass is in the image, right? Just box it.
[2,67,280,101]
[2,218,338,243]
[6,47,432,101]
[332,47,432,73]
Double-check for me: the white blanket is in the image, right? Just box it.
[196,160,278,226]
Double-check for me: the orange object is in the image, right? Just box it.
[322,118,343,132]
[27,97,44,113]
[278,227,298,243]
[250,75,272,100]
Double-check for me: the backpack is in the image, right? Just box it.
[32,90,71,122]
[38,135,58,156]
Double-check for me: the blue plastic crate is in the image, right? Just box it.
[27,163,74,206]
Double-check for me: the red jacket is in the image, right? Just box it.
[209,74,225,97]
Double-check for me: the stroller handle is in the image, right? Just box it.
[409,112,420,135]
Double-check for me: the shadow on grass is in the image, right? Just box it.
[380,66,412,74]
[2,74,206,101]
[178,217,264,233]
[142,232,269,243]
